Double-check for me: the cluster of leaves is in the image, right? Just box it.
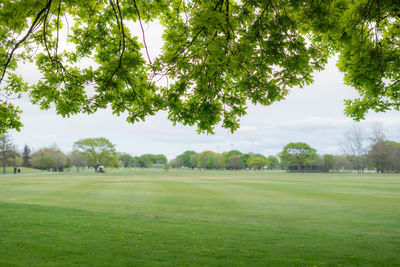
[0,0,399,133]
[0,101,22,134]
[157,0,329,132]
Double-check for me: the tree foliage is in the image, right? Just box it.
[35,156,57,171]
[1,0,399,134]
[266,155,279,170]
[248,157,266,170]
[322,154,335,172]
[176,150,197,168]
[367,140,394,173]
[138,154,167,167]
[73,137,120,170]
[280,142,318,170]
[22,144,31,167]
[119,153,135,168]
[214,153,225,169]
[223,150,242,166]
[169,158,183,169]
[68,150,87,171]
[366,125,400,173]
[226,155,244,170]
[197,151,216,169]
[31,146,68,171]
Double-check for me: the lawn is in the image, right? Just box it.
[0,169,399,266]
[1,167,45,175]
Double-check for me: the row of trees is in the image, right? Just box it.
[0,136,118,172]
[169,150,279,170]
[2,124,400,173]
[166,125,400,173]
[278,143,360,172]
[275,125,400,173]
[342,125,400,173]
[0,135,171,173]
[119,153,167,168]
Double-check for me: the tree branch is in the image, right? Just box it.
[133,0,154,70]
[0,0,52,85]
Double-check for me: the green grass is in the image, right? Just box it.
[0,169,399,266]
[0,166,45,175]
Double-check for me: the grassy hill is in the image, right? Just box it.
[0,169,399,266]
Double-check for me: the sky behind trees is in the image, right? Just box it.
[9,57,400,160]
[7,21,400,159]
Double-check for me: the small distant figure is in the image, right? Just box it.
[17,168,21,173]
[14,168,17,174]
[96,166,105,173]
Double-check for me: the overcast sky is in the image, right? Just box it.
[8,22,400,160]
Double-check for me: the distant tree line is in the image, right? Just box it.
[169,150,279,171]
[1,124,400,174]
[342,124,400,173]
[0,135,170,173]
[118,153,167,168]
[167,125,400,173]
[277,124,400,173]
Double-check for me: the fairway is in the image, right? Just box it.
[0,169,399,266]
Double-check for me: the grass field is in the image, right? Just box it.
[1,167,45,175]
[0,169,399,266]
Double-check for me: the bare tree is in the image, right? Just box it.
[369,123,386,145]
[367,124,387,173]
[69,151,87,171]
[367,123,400,173]
[0,134,13,174]
[342,125,367,173]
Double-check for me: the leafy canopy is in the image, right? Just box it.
[279,142,318,168]
[176,150,197,168]
[35,156,57,170]
[248,157,266,170]
[31,146,68,171]
[1,0,399,133]
[73,137,120,168]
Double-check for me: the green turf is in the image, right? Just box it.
[0,169,399,266]
[0,167,45,175]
